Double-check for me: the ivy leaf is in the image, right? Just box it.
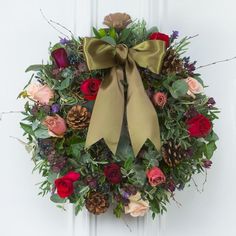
[170,80,188,98]
[204,141,217,159]
[101,36,116,46]
[50,194,66,203]
[25,64,44,73]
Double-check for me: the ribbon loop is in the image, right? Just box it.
[83,38,166,156]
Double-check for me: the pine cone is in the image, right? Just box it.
[66,105,91,130]
[162,48,184,75]
[85,192,109,215]
[162,140,187,167]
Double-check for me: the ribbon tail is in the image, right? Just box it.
[85,67,125,155]
[126,58,161,156]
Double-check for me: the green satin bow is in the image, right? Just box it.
[83,38,166,156]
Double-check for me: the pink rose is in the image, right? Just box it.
[147,167,166,187]
[152,92,167,108]
[43,114,67,137]
[185,77,204,98]
[124,192,149,217]
[27,83,54,105]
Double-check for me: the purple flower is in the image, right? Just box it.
[170,30,179,41]
[51,104,60,113]
[121,191,130,199]
[59,37,70,45]
[202,159,213,169]
[167,181,176,192]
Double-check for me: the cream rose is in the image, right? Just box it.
[185,77,204,98]
[27,83,54,105]
[124,192,149,217]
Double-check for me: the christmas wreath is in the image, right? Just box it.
[19,13,219,218]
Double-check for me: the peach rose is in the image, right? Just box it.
[152,92,167,108]
[43,115,67,137]
[27,83,54,105]
[147,167,166,187]
[185,77,204,98]
[124,192,149,217]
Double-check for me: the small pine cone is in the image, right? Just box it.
[85,192,109,215]
[162,48,184,75]
[66,105,91,130]
[162,140,187,167]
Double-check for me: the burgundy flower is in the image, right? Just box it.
[104,163,122,184]
[202,159,213,169]
[51,48,69,68]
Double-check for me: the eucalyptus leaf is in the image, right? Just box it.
[50,194,66,203]
[34,127,50,139]
[170,80,188,98]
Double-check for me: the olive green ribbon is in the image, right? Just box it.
[83,38,166,156]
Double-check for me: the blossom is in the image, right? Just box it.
[149,32,170,48]
[185,77,204,98]
[146,167,166,187]
[43,114,67,137]
[27,83,54,105]
[124,192,149,217]
[152,92,167,108]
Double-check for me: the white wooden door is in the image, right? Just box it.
[0,0,236,236]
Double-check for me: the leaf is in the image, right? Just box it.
[20,123,33,135]
[69,143,83,157]
[34,127,51,139]
[47,172,58,184]
[93,27,102,38]
[170,80,188,98]
[50,194,66,203]
[25,64,44,73]
[101,36,116,46]
[109,28,117,40]
[118,28,131,43]
[147,26,158,35]
[98,28,107,38]
[56,77,72,90]
[204,141,217,159]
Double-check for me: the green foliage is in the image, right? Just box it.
[19,19,219,219]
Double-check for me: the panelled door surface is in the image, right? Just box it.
[0,1,235,236]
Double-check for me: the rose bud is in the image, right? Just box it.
[80,78,101,101]
[54,171,80,198]
[152,92,167,108]
[43,114,67,137]
[27,83,54,105]
[104,163,122,184]
[146,167,166,187]
[124,192,149,217]
[51,48,69,68]
[184,77,204,99]
[149,32,170,48]
[186,114,212,138]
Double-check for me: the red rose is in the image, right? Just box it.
[80,78,101,100]
[104,163,122,184]
[54,171,80,198]
[186,114,212,138]
[149,32,170,48]
[51,48,69,68]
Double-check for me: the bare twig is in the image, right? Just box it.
[201,169,208,192]
[186,34,199,40]
[0,111,23,121]
[171,194,182,208]
[40,9,69,38]
[50,19,74,37]
[191,177,202,193]
[196,56,236,70]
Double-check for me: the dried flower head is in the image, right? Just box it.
[103,12,132,30]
